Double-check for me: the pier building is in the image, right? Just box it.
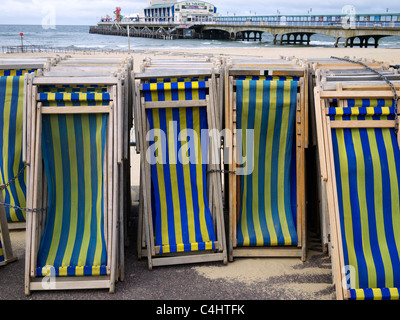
[143,0,217,23]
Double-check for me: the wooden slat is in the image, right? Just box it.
[143,99,207,109]
[33,77,118,85]
[330,120,395,128]
[40,106,112,114]
[320,90,399,99]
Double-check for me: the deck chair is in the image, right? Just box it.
[24,72,125,294]
[0,66,46,230]
[312,61,396,253]
[225,59,308,262]
[314,85,400,300]
[135,71,227,269]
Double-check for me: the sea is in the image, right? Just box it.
[1,24,400,51]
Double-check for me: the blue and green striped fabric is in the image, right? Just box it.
[0,69,36,76]
[143,81,216,254]
[330,103,400,300]
[38,92,110,107]
[38,85,108,93]
[236,75,300,81]
[0,76,26,223]
[148,76,209,83]
[36,112,108,277]
[236,80,298,247]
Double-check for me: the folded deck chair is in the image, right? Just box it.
[137,78,227,268]
[0,72,40,227]
[225,72,307,261]
[315,88,400,300]
[25,80,119,294]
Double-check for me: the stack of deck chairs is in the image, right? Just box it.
[310,57,400,300]
[133,56,228,269]
[223,57,309,262]
[22,55,133,294]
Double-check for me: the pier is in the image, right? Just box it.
[90,17,400,47]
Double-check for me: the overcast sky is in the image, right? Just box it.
[1,0,399,25]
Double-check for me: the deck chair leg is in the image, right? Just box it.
[0,194,17,265]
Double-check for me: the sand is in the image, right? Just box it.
[1,46,399,300]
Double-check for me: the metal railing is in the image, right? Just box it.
[98,19,400,28]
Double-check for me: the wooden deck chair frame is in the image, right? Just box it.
[32,55,134,282]
[224,60,308,262]
[24,74,124,294]
[310,61,393,254]
[314,84,400,300]
[0,63,50,231]
[135,71,227,269]
[133,65,224,260]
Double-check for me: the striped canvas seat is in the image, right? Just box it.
[143,81,217,254]
[148,76,209,83]
[36,112,108,276]
[38,92,111,107]
[0,69,36,77]
[0,76,27,223]
[236,75,300,81]
[38,85,108,93]
[236,80,298,247]
[329,103,400,300]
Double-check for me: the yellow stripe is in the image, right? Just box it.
[381,128,399,287]
[13,77,26,221]
[366,107,374,115]
[92,265,101,276]
[2,77,16,221]
[336,128,359,289]
[240,81,250,245]
[252,81,264,245]
[166,108,182,246]
[178,85,186,101]
[352,128,377,287]
[355,289,365,300]
[389,288,399,299]
[77,114,92,266]
[264,81,278,245]
[372,288,383,300]
[150,84,158,101]
[61,115,78,268]
[75,266,84,276]
[94,114,104,265]
[277,81,293,245]
[153,109,169,246]
[367,127,393,288]
[45,115,63,266]
[179,108,196,244]
[193,107,210,242]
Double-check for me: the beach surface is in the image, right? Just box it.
[0,46,399,301]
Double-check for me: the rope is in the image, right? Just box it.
[330,56,399,133]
